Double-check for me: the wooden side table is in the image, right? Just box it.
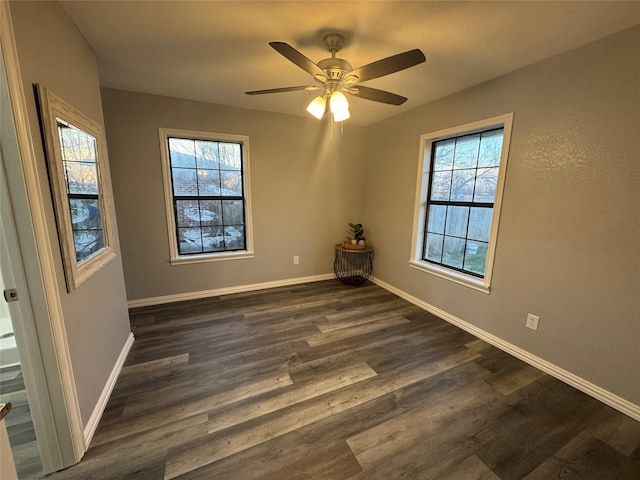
[334,244,374,285]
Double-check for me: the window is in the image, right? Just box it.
[411,114,513,292]
[58,121,106,262]
[37,85,116,291]
[159,128,253,264]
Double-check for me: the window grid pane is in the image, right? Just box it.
[58,123,106,263]
[423,128,503,278]
[169,137,246,255]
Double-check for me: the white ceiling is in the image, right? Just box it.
[61,1,640,126]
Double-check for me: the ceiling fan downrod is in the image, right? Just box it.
[317,33,354,83]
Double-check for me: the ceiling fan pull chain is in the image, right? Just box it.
[330,114,333,141]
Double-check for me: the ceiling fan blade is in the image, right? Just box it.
[347,49,426,83]
[346,85,407,105]
[269,42,327,80]
[245,85,319,95]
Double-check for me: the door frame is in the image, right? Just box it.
[0,147,53,474]
[0,0,85,472]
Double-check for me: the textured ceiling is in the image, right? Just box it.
[61,1,640,126]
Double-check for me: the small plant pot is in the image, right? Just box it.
[341,241,368,250]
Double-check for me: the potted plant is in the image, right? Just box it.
[344,222,366,249]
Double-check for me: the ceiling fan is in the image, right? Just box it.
[245,33,426,122]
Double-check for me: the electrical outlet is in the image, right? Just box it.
[526,313,540,331]
[293,256,299,265]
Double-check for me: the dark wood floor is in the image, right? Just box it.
[47,280,639,479]
[0,364,43,478]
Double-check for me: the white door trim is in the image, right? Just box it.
[0,0,85,470]
[0,146,60,473]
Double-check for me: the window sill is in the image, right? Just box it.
[170,250,254,265]
[409,260,491,294]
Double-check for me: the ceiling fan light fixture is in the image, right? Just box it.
[333,108,350,122]
[329,91,350,122]
[306,95,326,119]
[330,90,349,114]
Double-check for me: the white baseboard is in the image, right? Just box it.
[127,273,336,308]
[371,277,640,422]
[83,332,134,445]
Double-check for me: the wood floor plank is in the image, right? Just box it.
[188,337,308,366]
[163,347,481,479]
[207,357,377,434]
[50,414,209,480]
[439,455,501,480]
[295,321,427,364]
[119,353,190,376]
[287,349,369,383]
[483,361,546,396]
[119,350,294,415]
[258,440,363,480]
[93,369,292,447]
[345,365,502,474]
[590,408,640,457]
[319,297,415,322]
[348,398,525,479]
[476,377,615,479]
[306,315,411,347]
[523,431,640,479]
[315,304,418,333]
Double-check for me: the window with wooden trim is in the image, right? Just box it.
[159,129,253,264]
[37,85,116,291]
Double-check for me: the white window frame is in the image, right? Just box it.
[159,128,254,265]
[410,113,513,293]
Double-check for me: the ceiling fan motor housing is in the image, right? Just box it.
[317,57,353,81]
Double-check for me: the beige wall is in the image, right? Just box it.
[11,0,636,426]
[363,26,640,405]
[9,1,131,423]
[100,89,366,301]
